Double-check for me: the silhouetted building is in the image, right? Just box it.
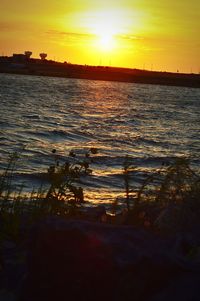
[12,54,26,62]
[24,51,32,59]
[0,56,10,63]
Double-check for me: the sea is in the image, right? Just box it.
[0,73,199,206]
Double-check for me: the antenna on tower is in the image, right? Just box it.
[40,53,47,60]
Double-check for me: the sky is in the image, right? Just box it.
[0,0,200,73]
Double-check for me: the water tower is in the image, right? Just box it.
[24,51,32,59]
[40,53,47,60]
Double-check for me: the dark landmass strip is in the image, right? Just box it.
[0,56,200,88]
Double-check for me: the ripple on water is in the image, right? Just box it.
[0,73,199,204]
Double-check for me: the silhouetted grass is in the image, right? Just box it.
[0,149,199,242]
[0,148,98,242]
[123,157,200,231]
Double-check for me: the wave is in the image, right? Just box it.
[0,74,199,204]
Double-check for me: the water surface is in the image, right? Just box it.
[0,73,199,205]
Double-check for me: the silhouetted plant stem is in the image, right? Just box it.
[123,156,132,211]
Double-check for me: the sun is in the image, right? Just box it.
[98,33,115,51]
[88,10,124,52]
[93,22,116,52]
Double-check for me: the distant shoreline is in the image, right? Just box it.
[0,59,200,88]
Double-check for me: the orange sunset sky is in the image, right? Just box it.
[0,0,200,73]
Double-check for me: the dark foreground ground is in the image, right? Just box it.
[1,217,200,301]
[0,58,200,88]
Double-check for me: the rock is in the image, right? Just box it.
[19,218,200,301]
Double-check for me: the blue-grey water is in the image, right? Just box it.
[0,73,199,205]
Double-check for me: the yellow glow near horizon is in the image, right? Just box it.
[0,0,200,72]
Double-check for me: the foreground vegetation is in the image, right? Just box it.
[0,148,200,243]
[0,148,200,301]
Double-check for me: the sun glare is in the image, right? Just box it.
[98,33,115,51]
[87,10,127,52]
[62,8,143,60]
